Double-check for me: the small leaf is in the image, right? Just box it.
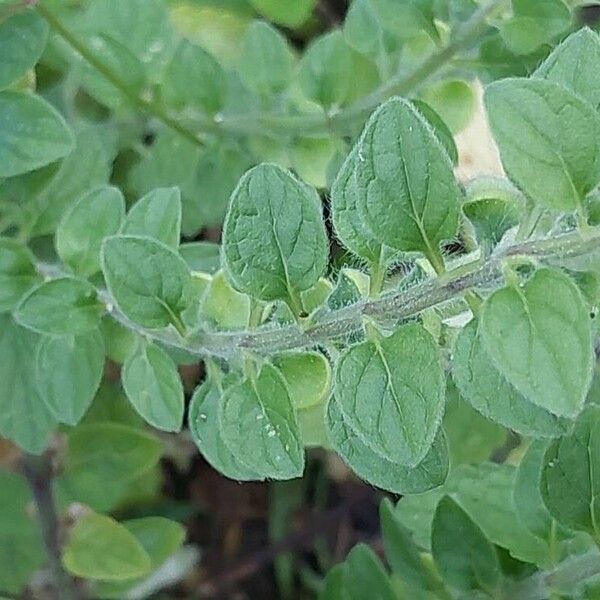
[180,241,221,274]
[200,270,250,331]
[163,39,226,114]
[298,31,354,107]
[56,186,125,277]
[431,495,501,593]
[354,97,460,257]
[0,91,74,177]
[0,315,57,453]
[36,330,105,426]
[123,517,185,570]
[481,269,593,418]
[122,342,184,432]
[63,513,152,581]
[238,21,294,97]
[273,351,331,410]
[121,187,181,249]
[541,406,600,538]
[0,237,39,313]
[335,323,445,466]
[535,28,600,109]
[421,79,475,133]
[219,364,304,480]
[223,164,328,309]
[326,394,449,494]
[453,319,570,437]
[15,278,103,335]
[101,235,192,330]
[0,10,48,90]
[189,378,260,481]
[343,544,396,600]
[249,0,316,28]
[485,78,600,210]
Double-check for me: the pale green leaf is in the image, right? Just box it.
[0,91,74,178]
[200,270,250,330]
[180,241,221,274]
[453,319,571,437]
[219,364,304,480]
[335,323,445,466]
[249,0,316,28]
[15,278,103,335]
[63,513,152,581]
[222,164,328,308]
[189,378,260,481]
[56,186,125,277]
[122,342,184,432]
[122,187,182,248]
[485,78,600,210]
[343,544,396,600]
[481,269,593,418]
[326,394,449,494]
[0,10,48,90]
[0,237,39,313]
[354,97,460,256]
[36,330,105,426]
[101,235,192,329]
[0,315,57,453]
[421,79,475,133]
[431,495,501,593]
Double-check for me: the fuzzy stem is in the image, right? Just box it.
[35,227,600,360]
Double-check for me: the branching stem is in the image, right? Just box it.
[35,228,600,361]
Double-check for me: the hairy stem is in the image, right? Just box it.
[36,0,504,141]
[20,451,83,600]
[35,228,600,360]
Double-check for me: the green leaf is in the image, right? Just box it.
[222,164,328,309]
[481,268,593,419]
[514,440,559,541]
[380,498,440,591]
[421,79,475,133]
[122,342,184,432]
[63,513,152,581]
[343,544,396,600]
[0,91,74,178]
[189,378,260,481]
[0,237,39,313]
[535,28,600,109]
[326,394,449,494]
[395,463,553,567]
[101,235,192,330]
[56,186,125,277]
[200,270,250,330]
[335,323,445,466]
[0,470,44,594]
[485,78,600,211]
[431,495,501,593]
[0,315,57,453]
[58,422,162,512]
[354,97,460,257]
[0,10,48,90]
[298,31,353,108]
[500,0,571,56]
[163,39,226,114]
[238,21,294,97]
[273,351,331,410]
[319,565,348,600]
[15,278,103,335]
[122,187,182,248]
[412,99,459,166]
[331,147,385,263]
[541,406,600,538]
[36,330,105,426]
[452,319,570,437]
[123,517,185,569]
[249,0,316,28]
[219,363,304,480]
[180,241,221,274]
[443,381,507,465]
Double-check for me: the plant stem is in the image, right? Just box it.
[37,0,504,141]
[20,451,83,600]
[35,227,600,360]
[35,2,203,148]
